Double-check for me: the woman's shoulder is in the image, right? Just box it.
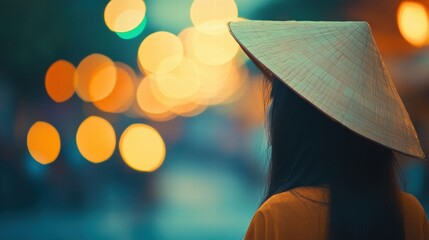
[400,191,422,202]
[399,191,426,219]
[258,189,426,218]
[247,187,329,239]
[399,191,425,215]
[258,186,329,214]
[398,191,429,239]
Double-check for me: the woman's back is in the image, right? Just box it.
[227,20,428,240]
[244,186,429,240]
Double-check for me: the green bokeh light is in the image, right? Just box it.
[116,17,147,40]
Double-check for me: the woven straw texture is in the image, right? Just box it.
[228,20,425,159]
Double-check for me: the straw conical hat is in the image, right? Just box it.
[228,20,425,159]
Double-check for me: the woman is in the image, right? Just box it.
[228,20,429,239]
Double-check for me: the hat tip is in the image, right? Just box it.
[227,20,240,31]
[409,145,426,160]
[356,21,371,31]
[418,150,427,160]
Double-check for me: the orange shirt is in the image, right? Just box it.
[244,186,429,240]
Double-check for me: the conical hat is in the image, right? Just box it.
[228,20,425,159]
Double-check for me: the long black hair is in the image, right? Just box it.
[261,74,405,240]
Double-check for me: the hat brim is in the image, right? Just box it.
[228,20,426,160]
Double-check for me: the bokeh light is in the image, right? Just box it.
[104,0,146,33]
[75,53,117,102]
[116,16,147,39]
[397,1,429,47]
[119,124,166,172]
[45,60,76,103]
[136,75,172,115]
[176,25,248,107]
[193,61,235,101]
[211,64,248,105]
[190,0,238,35]
[93,62,136,113]
[76,116,116,163]
[170,101,207,117]
[27,121,61,165]
[152,56,201,101]
[187,27,240,66]
[138,31,184,74]
[178,27,195,54]
[143,111,178,122]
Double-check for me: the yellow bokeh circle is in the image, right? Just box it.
[138,31,184,74]
[104,0,146,33]
[190,0,238,35]
[153,56,201,100]
[170,101,207,117]
[93,62,136,113]
[136,76,172,115]
[143,111,177,122]
[76,116,116,163]
[397,1,429,47]
[188,27,239,66]
[75,53,117,102]
[119,124,166,172]
[27,121,61,164]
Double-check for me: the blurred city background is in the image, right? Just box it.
[1,0,429,239]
